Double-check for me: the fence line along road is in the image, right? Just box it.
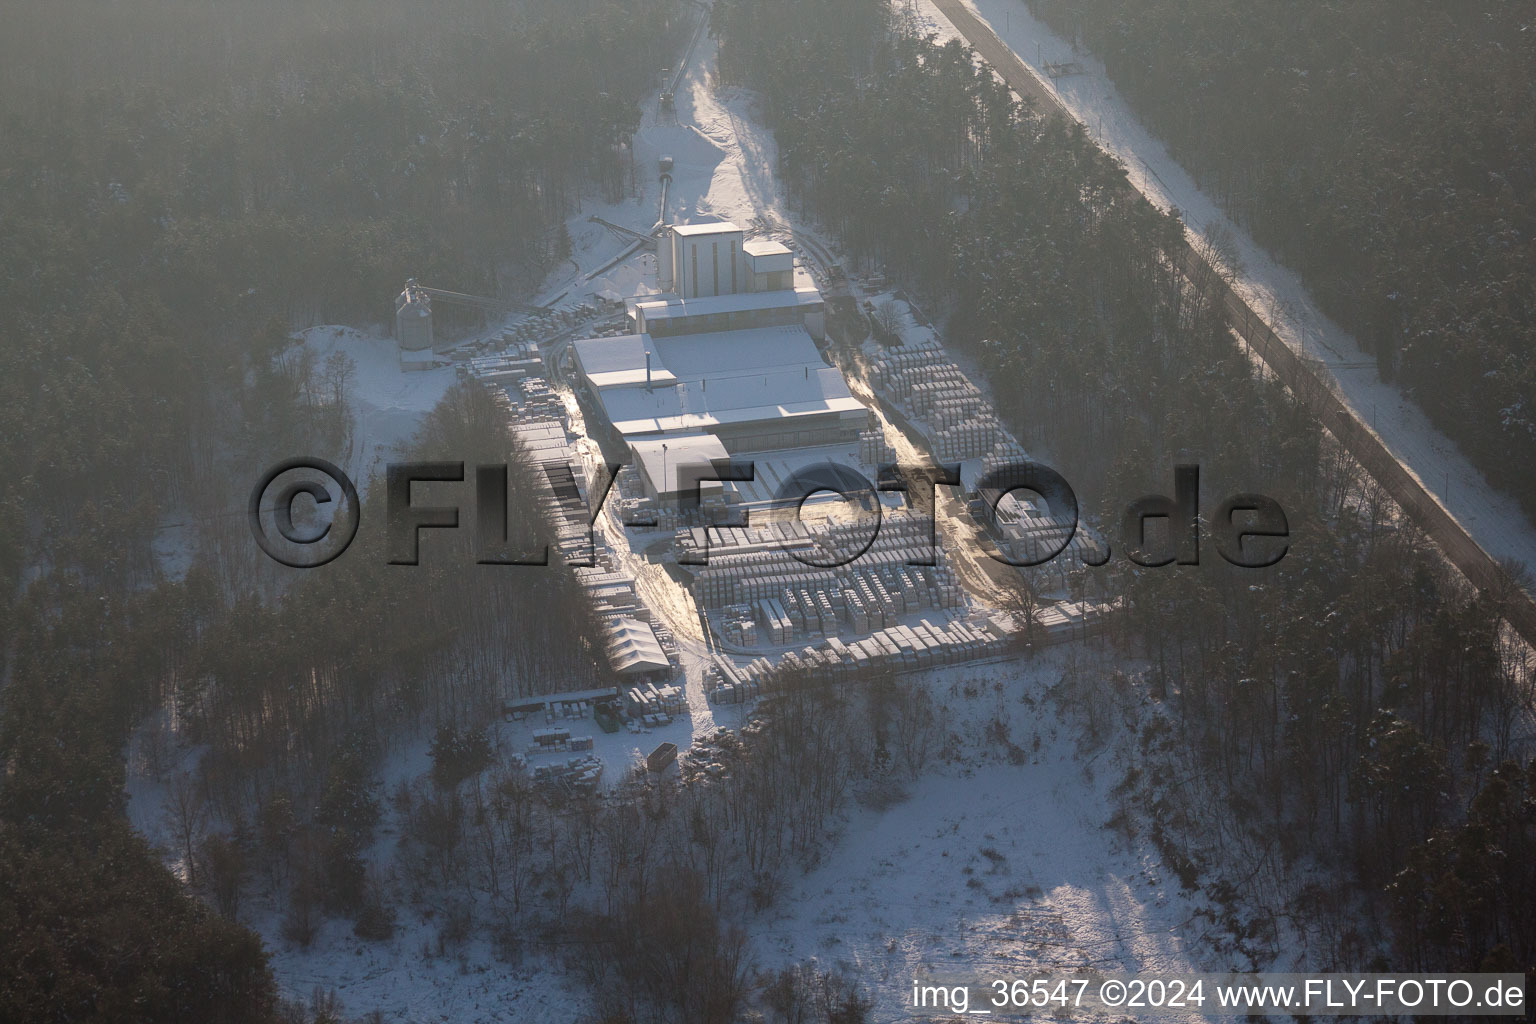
[928,0,1536,647]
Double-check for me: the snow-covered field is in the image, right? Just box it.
[913,0,1536,585]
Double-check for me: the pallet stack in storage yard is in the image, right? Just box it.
[707,656,767,704]
[675,522,818,563]
[625,682,686,720]
[515,377,567,421]
[868,338,1016,460]
[690,517,965,642]
[717,606,758,646]
[463,338,543,384]
[858,428,893,466]
[709,614,1013,700]
[532,755,603,792]
[756,598,793,644]
[932,416,1008,462]
[773,615,1008,677]
[716,565,963,647]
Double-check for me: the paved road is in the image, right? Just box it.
[929,0,1536,647]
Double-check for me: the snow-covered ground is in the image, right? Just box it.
[761,654,1213,1023]
[248,729,590,1024]
[913,0,1536,585]
[149,325,453,578]
[299,325,455,487]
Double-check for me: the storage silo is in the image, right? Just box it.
[395,279,435,369]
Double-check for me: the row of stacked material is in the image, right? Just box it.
[931,413,1010,462]
[977,444,1030,478]
[506,407,652,622]
[859,428,894,467]
[611,463,664,532]
[706,657,767,704]
[463,340,543,384]
[529,729,593,754]
[488,387,518,424]
[500,303,604,347]
[693,542,943,609]
[513,418,575,479]
[848,564,963,630]
[531,754,603,792]
[867,342,956,411]
[973,448,1111,590]
[867,339,1017,461]
[778,616,1008,676]
[532,727,572,749]
[755,597,794,644]
[782,586,838,636]
[565,528,647,618]
[515,377,567,422]
[543,697,602,721]
[1034,599,1109,639]
[717,607,758,647]
[690,514,941,609]
[674,521,818,562]
[515,411,597,570]
[626,682,685,719]
[935,398,987,433]
[706,655,780,703]
[698,543,908,607]
[909,377,983,421]
[867,337,947,395]
[775,563,962,638]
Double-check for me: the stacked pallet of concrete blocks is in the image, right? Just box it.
[816,590,838,634]
[516,377,566,421]
[755,598,793,644]
[626,682,686,720]
[531,727,572,752]
[780,591,805,636]
[795,588,823,637]
[689,516,951,616]
[842,588,870,633]
[719,604,758,646]
[858,428,893,467]
[707,658,767,704]
[808,614,1008,673]
[933,412,1007,462]
[872,572,901,615]
[532,754,603,792]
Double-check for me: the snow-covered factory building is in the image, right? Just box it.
[571,220,870,470]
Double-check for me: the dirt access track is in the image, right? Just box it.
[929,0,1536,648]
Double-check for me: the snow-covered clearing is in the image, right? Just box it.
[151,325,452,579]
[762,653,1215,1023]
[913,0,1536,585]
[299,325,454,487]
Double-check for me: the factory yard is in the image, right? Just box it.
[125,17,1199,1022]
[360,0,1125,843]
[430,29,1112,746]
